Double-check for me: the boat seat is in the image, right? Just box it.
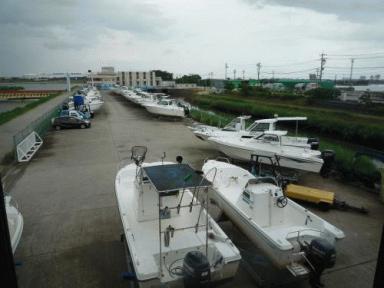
[263,225,321,249]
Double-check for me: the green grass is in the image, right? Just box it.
[0,93,60,126]
[189,107,381,187]
[0,86,24,90]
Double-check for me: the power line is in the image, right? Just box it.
[327,51,384,57]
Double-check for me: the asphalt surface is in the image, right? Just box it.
[0,89,73,171]
[7,91,383,287]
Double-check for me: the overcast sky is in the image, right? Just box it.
[1,0,383,79]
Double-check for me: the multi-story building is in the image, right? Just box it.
[117,71,161,88]
[91,67,117,84]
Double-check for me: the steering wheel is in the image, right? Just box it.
[276,196,288,208]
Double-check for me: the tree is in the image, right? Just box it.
[152,70,173,81]
[175,74,202,84]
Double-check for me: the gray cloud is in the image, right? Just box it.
[242,0,384,23]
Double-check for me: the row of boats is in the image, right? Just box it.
[69,86,105,115]
[114,86,189,118]
[189,115,334,175]
[115,147,345,287]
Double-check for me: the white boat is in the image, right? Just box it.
[85,96,104,112]
[115,148,241,287]
[5,196,23,254]
[203,160,345,277]
[191,115,251,141]
[144,99,187,118]
[207,132,324,173]
[192,116,318,149]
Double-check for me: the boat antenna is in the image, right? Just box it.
[161,152,166,164]
[131,146,147,175]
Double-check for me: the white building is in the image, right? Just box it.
[91,67,117,84]
[117,71,161,88]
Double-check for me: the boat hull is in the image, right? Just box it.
[210,139,323,173]
[145,105,185,118]
[5,196,24,254]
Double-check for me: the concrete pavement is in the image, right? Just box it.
[7,91,383,288]
[0,89,74,171]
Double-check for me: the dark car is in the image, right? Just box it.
[52,116,91,130]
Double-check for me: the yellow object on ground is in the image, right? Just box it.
[285,184,335,205]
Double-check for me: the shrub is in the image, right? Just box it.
[305,88,340,100]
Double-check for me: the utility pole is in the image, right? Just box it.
[349,58,355,86]
[233,69,236,80]
[256,63,261,82]
[225,63,229,80]
[319,53,326,82]
[0,175,18,288]
[242,70,245,80]
[66,73,71,92]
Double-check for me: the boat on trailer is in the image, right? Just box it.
[115,147,241,287]
[207,132,325,173]
[202,159,345,278]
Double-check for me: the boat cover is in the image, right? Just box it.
[142,164,211,193]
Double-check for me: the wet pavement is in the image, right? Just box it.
[7,91,383,287]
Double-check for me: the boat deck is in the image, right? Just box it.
[116,163,240,282]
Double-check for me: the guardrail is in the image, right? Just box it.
[0,90,64,100]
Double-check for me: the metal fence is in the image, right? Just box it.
[12,86,80,151]
[13,103,61,149]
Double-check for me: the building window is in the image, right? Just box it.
[136,72,139,78]
[137,81,140,86]
[129,80,132,87]
[143,73,146,79]
[144,81,147,86]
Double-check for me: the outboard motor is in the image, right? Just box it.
[320,150,335,177]
[303,238,336,287]
[307,238,336,269]
[307,137,320,150]
[183,251,210,288]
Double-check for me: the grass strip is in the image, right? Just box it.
[0,92,61,126]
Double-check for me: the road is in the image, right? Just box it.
[8,91,382,287]
[0,90,73,171]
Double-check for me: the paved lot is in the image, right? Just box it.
[7,92,383,287]
[0,89,73,170]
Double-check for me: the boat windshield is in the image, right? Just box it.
[223,118,242,131]
[247,122,275,134]
[158,100,172,106]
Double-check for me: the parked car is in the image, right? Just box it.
[60,109,91,120]
[52,116,91,130]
